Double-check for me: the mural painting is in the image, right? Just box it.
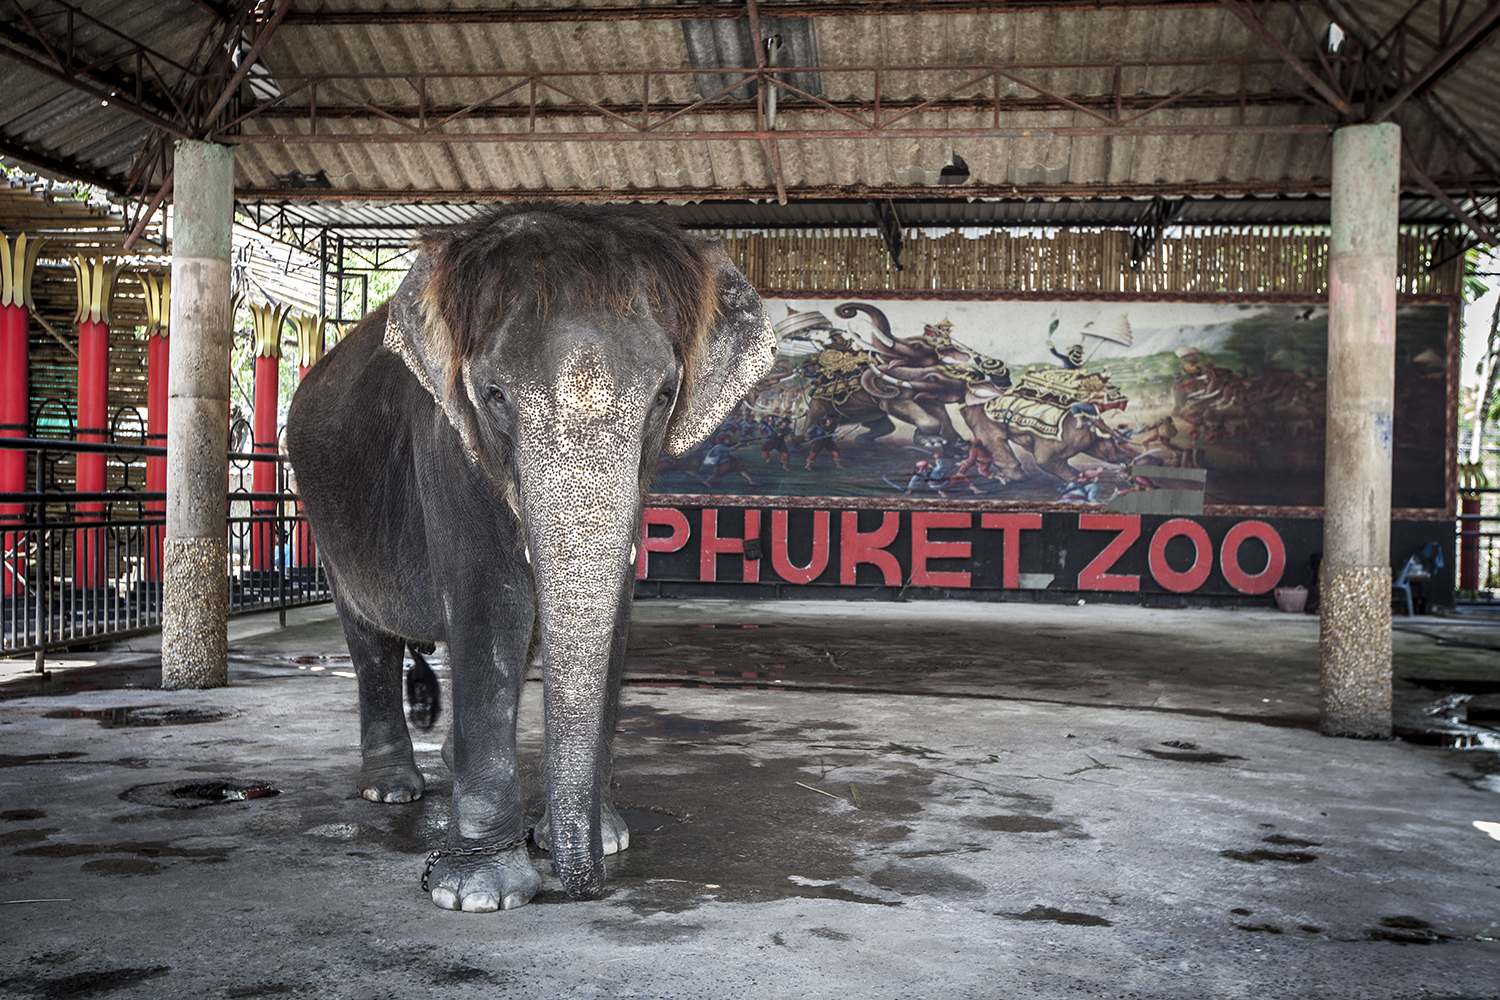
[648,298,1451,510]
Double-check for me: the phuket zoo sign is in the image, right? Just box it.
[633,507,1287,597]
[633,295,1455,600]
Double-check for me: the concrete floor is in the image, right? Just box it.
[2,599,1499,999]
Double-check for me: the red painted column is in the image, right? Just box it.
[71,256,118,592]
[0,302,27,597]
[249,303,287,574]
[2,234,40,598]
[1461,493,1481,592]
[140,273,169,583]
[290,312,326,568]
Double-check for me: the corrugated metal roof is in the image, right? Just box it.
[0,1,1494,233]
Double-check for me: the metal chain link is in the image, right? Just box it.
[420,830,531,893]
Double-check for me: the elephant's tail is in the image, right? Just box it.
[405,642,441,731]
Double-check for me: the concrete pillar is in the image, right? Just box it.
[1320,123,1400,738]
[162,140,233,690]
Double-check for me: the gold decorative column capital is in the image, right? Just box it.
[138,272,170,339]
[248,301,289,360]
[1,232,43,309]
[71,255,119,326]
[290,311,327,368]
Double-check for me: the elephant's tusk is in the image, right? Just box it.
[524,545,531,565]
[630,543,637,563]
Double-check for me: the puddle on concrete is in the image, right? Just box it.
[1366,915,1448,944]
[6,965,172,998]
[0,752,85,768]
[120,780,279,809]
[616,703,760,741]
[966,814,1070,834]
[1141,747,1245,764]
[1235,922,1284,934]
[1262,834,1321,847]
[1220,848,1319,864]
[81,857,164,877]
[44,705,234,728]
[14,837,232,862]
[1,809,47,820]
[999,905,1113,927]
[868,863,984,897]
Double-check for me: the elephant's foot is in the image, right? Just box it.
[533,799,630,855]
[357,752,424,803]
[428,845,541,912]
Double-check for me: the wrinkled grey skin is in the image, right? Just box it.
[286,212,774,910]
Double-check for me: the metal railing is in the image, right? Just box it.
[1459,487,1500,599]
[1,433,331,666]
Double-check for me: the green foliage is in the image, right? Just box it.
[1217,305,1327,378]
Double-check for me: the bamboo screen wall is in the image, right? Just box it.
[714,228,1463,297]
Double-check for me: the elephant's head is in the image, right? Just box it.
[383,205,775,898]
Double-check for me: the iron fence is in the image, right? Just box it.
[1,433,331,668]
[1459,487,1500,600]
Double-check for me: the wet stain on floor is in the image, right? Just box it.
[1,964,172,999]
[867,863,985,897]
[1000,905,1113,927]
[1141,748,1245,764]
[1,809,46,821]
[1261,834,1321,847]
[120,780,279,810]
[1220,848,1319,864]
[13,837,232,863]
[43,705,234,728]
[966,814,1069,834]
[1367,915,1449,944]
[0,753,86,769]
[80,858,164,877]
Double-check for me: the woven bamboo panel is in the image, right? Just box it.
[715,228,1461,297]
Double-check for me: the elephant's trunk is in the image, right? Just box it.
[515,359,645,899]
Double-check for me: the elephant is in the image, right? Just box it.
[285,203,775,910]
[960,375,1136,483]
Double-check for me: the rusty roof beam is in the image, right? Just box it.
[0,133,125,192]
[199,0,294,133]
[1402,147,1498,243]
[235,176,1498,204]
[1218,0,1355,120]
[0,31,191,138]
[279,0,1287,25]
[227,122,1338,144]
[241,90,1315,122]
[1370,0,1500,120]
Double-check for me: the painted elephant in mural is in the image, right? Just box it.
[847,302,1014,447]
[794,303,1009,450]
[286,204,775,910]
[960,370,1136,483]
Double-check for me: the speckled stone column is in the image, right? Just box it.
[162,141,233,690]
[1320,123,1399,738]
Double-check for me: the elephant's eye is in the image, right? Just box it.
[488,385,506,403]
[655,389,672,406]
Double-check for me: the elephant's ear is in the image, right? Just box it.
[664,245,776,457]
[382,252,483,460]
